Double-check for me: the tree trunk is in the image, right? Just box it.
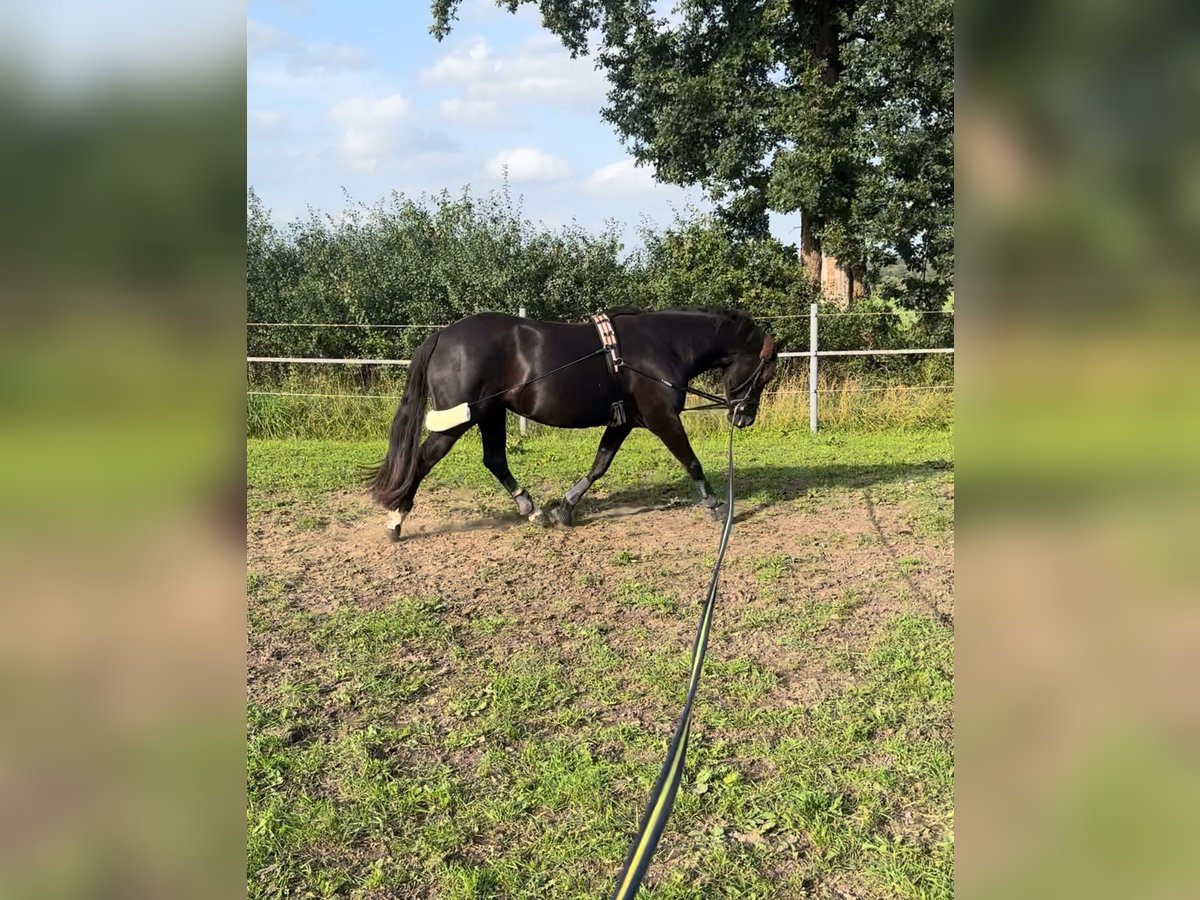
[793,0,858,307]
[800,215,822,283]
[820,254,852,309]
[801,213,856,309]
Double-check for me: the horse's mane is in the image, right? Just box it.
[603,305,647,318]
[603,305,761,344]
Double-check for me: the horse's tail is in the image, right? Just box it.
[367,331,439,510]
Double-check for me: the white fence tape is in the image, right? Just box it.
[246,308,953,432]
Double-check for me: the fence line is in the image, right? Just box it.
[246,347,953,366]
[776,347,955,359]
[767,385,954,395]
[248,322,445,329]
[246,310,952,328]
[247,356,413,366]
[248,390,401,399]
[247,384,953,401]
[758,310,954,319]
[247,303,953,432]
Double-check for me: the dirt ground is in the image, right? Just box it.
[247,453,955,897]
[248,482,954,715]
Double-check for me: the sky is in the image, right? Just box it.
[247,0,798,249]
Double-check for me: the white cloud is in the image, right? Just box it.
[421,34,606,111]
[486,147,571,181]
[248,18,370,74]
[247,20,291,56]
[328,93,413,172]
[329,93,411,124]
[422,36,491,83]
[583,158,659,196]
[306,44,372,70]
[438,97,507,127]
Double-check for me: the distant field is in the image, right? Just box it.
[248,425,954,898]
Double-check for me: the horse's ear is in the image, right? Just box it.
[760,332,776,360]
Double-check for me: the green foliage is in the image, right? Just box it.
[246,186,953,443]
[636,215,816,348]
[248,188,952,366]
[248,183,635,361]
[250,186,821,356]
[430,0,954,306]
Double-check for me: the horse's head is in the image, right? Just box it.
[724,331,777,428]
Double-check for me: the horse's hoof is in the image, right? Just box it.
[707,504,726,522]
[528,508,550,527]
[387,511,406,541]
[548,504,574,527]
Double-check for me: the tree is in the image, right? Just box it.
[632,213,817,349]
[430,0,953,308]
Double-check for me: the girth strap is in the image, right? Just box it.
[591,313,627,426]
[591,313,622,373]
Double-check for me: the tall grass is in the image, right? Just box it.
[247,367,407,441]
[247,366,952,440]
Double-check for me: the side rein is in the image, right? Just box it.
[620,332,776,413]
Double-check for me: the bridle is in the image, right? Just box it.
[623,331,776,415]
[726,332,776,411]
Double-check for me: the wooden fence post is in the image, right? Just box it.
[809,303,819,433]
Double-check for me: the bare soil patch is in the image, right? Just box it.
[248,483,953,716]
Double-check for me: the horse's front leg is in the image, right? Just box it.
[646,414,723,519]
[547,424,632,526]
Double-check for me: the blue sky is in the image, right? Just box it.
[248,0,799,249]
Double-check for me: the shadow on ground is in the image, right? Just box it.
[387,459,953,540]
[579,459,950,510]
[401,460,952,535]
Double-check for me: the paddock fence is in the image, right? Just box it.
[247,304,953,433]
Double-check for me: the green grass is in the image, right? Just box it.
[751,553,791,583]
[248,425,953,898]
[247,424,953,511]
[247,370,952,441]
[248,600,953,898]
[616,579,678,614]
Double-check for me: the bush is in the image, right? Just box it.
[248,184,632,361]
[246,185,953,434]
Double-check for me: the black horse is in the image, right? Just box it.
[367,307,777,539]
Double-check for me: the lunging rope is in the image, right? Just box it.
[609,418,739,899]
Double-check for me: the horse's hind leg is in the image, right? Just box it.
[547,423,632,526]
[479,410,540,521]
[390,428,464,540]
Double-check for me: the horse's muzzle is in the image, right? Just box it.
[730,409,756,429]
